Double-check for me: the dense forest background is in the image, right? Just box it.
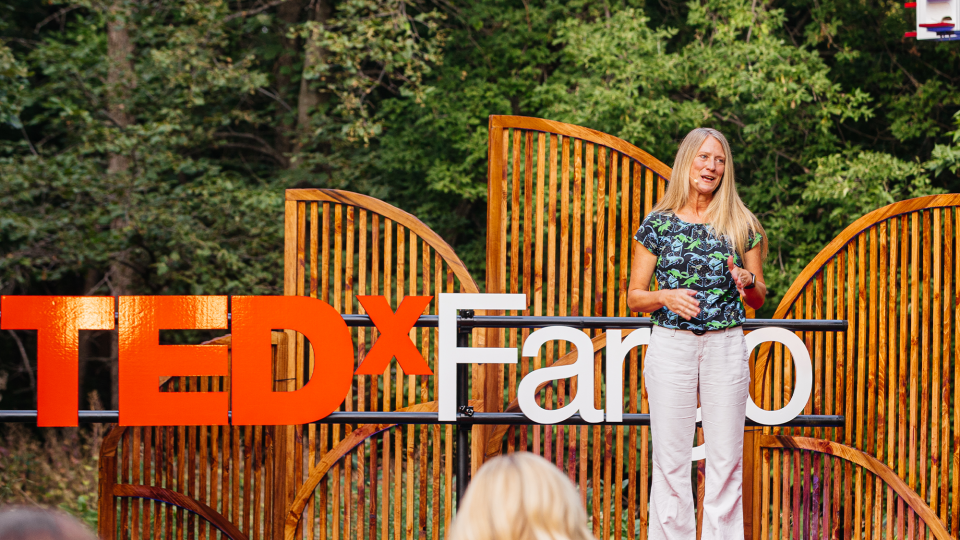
[0,0,959,511]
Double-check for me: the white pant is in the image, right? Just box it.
[644,325,750,540]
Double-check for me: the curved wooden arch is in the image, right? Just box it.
[282,400,483,540]
[113,485,249,540]
[489,116,673,179]
[759,435,951,540]
[285,188,480,293]
[773,194,960,317]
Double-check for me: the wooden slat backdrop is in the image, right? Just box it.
[482,116,675,540]
[278,189,480,540]
[99,334,286,540]
[754,195,960,539]
[98,117,958,540]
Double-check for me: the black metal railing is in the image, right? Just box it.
[0,312,847,504]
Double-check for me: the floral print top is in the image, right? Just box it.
[634,211,762,332]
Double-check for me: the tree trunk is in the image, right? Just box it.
[105,0,137,410]
[274,0,303,156]
[295,0,332,155]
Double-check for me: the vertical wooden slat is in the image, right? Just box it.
[953,207,960,536]
[876,221,889,540]
[431,252,442,540]
[406,231,417,540]
[842,241,855,540]
[639,167,654,540]
[120,426,130,540]
[558,134,570,473]
[546,133,558,464]
[627,162,641,540]
[319,202,331,540]
[293,202,307,540]
[305,202,319,540]
[132,427,142,540]
[357,209,369,540]
[519,131,534,454]
[445,264,455,531]
[583,143,598,532]
[897,215,909,540]
[507,129,522,455]
[381,218,392,540]
[167,425,175,540]
[943,208,956,533]
[533,132,546,456]
[371,213,381,540]
[931,209,943,524]
[195,413,206,540]
[331,204,343,540]
[919,211,932,522]
[253,426,263,540]
[908,212,920,540]
[854,234,866,539]
[344,207,356,540]
[155,427,163,540]
[885,220,896,540]
[571,139,583,494]
[395,223,405,540]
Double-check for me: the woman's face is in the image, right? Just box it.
[688,136,725,197]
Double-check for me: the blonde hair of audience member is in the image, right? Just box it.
[0,506,98,540]
[447,452,594,540]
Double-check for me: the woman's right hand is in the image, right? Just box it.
[659,289,700,320]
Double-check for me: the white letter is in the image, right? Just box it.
[604,329,650,423]
[744,327,812,426]
[438,293,526,421]
[517,327,603,424]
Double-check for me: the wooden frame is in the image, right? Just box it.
[97,120,959,540]
[753,194,960,539]
[483,115,671,540]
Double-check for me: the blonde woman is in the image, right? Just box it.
[446,452,595,540]
[627,128,767,538]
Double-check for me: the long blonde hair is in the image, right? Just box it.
[654,128,767,261]
[446,452,595,540]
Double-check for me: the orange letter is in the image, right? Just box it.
[0,296,114,426]
[231,296,354,425]
[118,296,229,426]
[354,296,433,375]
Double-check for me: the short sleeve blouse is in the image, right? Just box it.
[634,211,762,332]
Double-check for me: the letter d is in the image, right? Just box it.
[231,296,354,425]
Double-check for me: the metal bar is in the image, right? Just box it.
[345,314,847,332]
[455,328,470,507]
[0,410,845,428]
[4,311,847,331]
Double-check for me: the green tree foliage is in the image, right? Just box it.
[0,0,958,409]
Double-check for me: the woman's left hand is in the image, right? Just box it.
[726,256,754,298]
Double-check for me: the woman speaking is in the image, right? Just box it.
[627,128,766,538]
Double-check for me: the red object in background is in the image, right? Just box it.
[119,296,229,426]
[904,2,917,7]
[231,296,354,426]
[354,295,434,375]
[1,296,114,426]
[904,31,918,36]
[919,22,955,27]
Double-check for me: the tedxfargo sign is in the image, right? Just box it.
[0,294,812,430]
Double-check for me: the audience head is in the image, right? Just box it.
[0,506,98,540]
[447,452,594,540]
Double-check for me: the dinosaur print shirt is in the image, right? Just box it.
[634,211,762,333]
